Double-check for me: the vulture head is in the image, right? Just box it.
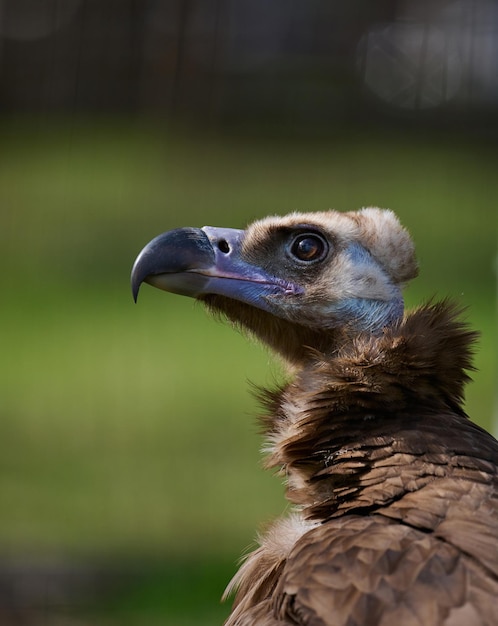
[131,209,418,365]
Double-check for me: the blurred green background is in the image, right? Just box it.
[1,120,496,625]
[1,2,497,625]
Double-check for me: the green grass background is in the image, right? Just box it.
[0,119,496,624]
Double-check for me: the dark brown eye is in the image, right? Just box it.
[289,233,328,262]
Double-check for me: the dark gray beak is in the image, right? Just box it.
[131,225,301,308]
[131,228,216,302]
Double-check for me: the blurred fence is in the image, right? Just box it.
[1,0,497,128]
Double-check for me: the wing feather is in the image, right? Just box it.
[272,515,498,626]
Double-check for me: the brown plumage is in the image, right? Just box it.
[131,209,498,625]
[224,302,498,625]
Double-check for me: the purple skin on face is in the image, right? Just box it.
[131,226,303,311]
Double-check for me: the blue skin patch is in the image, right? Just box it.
[334,243,404,332]
[255,241,404,332]
[331,243,404,332]
[333,295,404,332]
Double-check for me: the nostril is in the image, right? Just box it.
[218,239,230,254]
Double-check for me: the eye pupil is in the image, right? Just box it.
[290,233,327,262]
[296,238,319,259]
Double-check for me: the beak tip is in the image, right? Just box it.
[130,267,143,303]
[130,227,218,304]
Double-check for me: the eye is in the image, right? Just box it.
[289,232,328,263]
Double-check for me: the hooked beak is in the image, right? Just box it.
[131,226,302,309]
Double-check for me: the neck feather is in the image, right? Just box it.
[257,301,488,520]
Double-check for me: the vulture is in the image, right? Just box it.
[131,208,498,626]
